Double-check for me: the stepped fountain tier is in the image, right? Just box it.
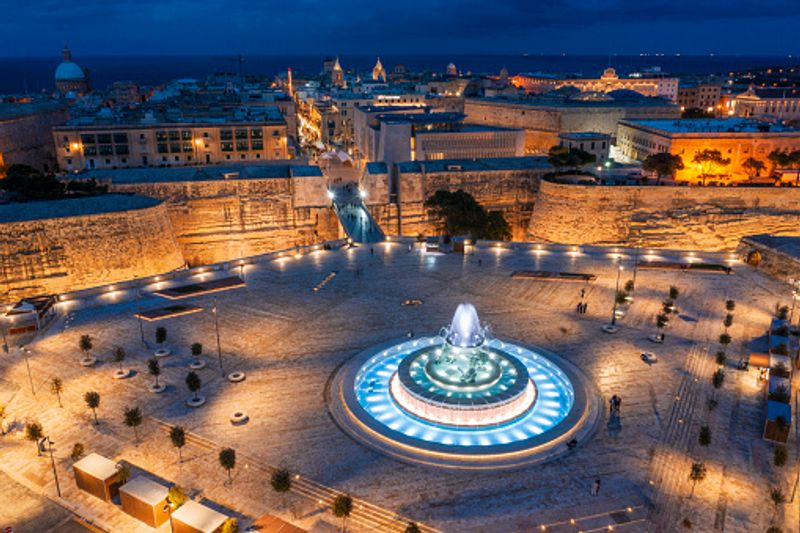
[329,303,600,469]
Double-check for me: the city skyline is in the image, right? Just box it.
[1,0,800,57]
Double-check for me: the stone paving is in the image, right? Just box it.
[0,242,798,533]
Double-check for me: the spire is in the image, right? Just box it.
[333,56,342,71]
[375,57,383,69]
[62,45,71,61]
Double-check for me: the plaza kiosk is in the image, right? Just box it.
[171,500,228,533]
[119,475,170,527]
[253,514,307,532]
[72,453,122,502]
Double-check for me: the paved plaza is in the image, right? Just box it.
[0,241,798,532]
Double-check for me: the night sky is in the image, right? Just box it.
[1,0,799,57]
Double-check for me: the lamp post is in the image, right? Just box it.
[20,346,35,395]
[135,286,146,348]
[212,297,223,374]
[610,260,623,327]
[41,436,61,497]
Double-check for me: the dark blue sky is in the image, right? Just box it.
[1,0,799,57]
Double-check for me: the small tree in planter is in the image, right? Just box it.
[112,347,127,378]
[191,343,203,359]
[271,468,292,509]
[50,377,63,408]
[655,313,669,341]
[155,327,167,348]
[662,300,675,315]
[712,369,725,389]
[219,447,236,485]
[669,285,679,301]
[186,371,202,402]
[79,335,93,363]
[84,391,100,424]
[719,333,731,353]
[715,350,727,366]
[333,494,353,533]
[170,425,186,463]
[770,487,785,518]
[123,406,143,442]
[25,421,44,456]
[776,306,789,320]
[725,299,735,313]
[774,445,788,467]
[723,314,733,333]
[698,426,711,447]
[147,358,162,389]
[688,462,706,497]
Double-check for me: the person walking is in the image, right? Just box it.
[591,479,601,496]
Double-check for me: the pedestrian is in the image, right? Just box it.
[478,259,482,267]
[576,302,582,313]
[370,247,374,256]
[591,479,601,496]
[580,288,586,300]
[615,395,622,413]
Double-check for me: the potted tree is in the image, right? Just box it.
[154,327,170,357]
[112,347,131,379]
[189,342,206,370]
[79,334,96,367]
[185,371,205,407]
[147,358,166,393]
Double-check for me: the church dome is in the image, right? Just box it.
[55,47,85,81]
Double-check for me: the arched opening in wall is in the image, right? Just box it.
[746,249,762,266]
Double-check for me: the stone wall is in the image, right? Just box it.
[528,180,800,250]
[109,177,340,266]
[0,102,69,173]
[0,196,184,303]
[736,236,800,284]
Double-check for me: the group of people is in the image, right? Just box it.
[576,288,589,314]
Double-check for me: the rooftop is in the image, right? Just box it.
[72,453,119,480]
[119,476,168,506]
[395,156,550,174]
[468,94,677,109]
[78,163,322,184]
[0,100,67,121]
[171,501,227,532]
[0,194,162,224]
[376,112,465,125]
[621,118,799,134]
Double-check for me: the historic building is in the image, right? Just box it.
[732,86,800,124]
[615,118,800,182]
[464,91,679,153]
[511,68,678,102]
[557,132,611,161]
[55,47,91,96]
[53,107,289,171]
[372,58,387,83]
[677,83,723,113]
[331,57,345,88]
[0,100,69,172]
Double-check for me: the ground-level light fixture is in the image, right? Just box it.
[359,188,367,199]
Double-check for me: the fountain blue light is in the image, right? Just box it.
[354,337,575,447]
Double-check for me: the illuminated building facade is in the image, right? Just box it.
[677,83,723,113]
[511,68,679,102]
[732,86,800,124]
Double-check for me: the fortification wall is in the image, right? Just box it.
[109,177,340,266]
[528,180,800,250]
[0,199,184,303]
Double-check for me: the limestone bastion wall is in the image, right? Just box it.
[528,180,800,250]
[0,197,184,303]
[109,178,340,266]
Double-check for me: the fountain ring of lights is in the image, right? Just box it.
[328,305,601,469]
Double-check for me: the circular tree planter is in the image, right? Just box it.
[230,411,249,425]
[186,395,206,408]
[154,348,171,358]
[80,356,97,367]
[648,334,665,344]
[601,325,618,334]
[112,368,131,380]
[227,371,246,383]
[148,383,167,393]
[189,359,206,370]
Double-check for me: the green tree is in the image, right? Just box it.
[221,518,239,533]
[191,343,203,358]
[669,286,679,300]
[424,190,510,240]
[725,299,736,312]
[742,157,766,180]
[547,145,596,171]
[715,350,727,366]
[770,487,785,517]
[712,369,725,389]
[692,149,731,184]
[155,327,167,347]
[405,523,422,533]
[50,377,63,408]
[688,462,707,497]
[0,164,65,200]
[147,358,161,388]
[168,485,187,508]
[112,346,126,372]
[25,420,44,456]
[219,448,236,484]
[271,468,292,508]
[84,391,100,424]
[719,333,732,351]
[642,153,684,184]
[170,425,186,462]
[186,371,202,401]
[723,314,734,332]
[698,426,711,446]
[79,335,93,358]
[123,406,143,442]
[768,149,793,176]
[333,494,353,533]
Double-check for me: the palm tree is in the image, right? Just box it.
[219,448,236,485]
[170,425,186,463]
[405,523,422,533]
[50,377,63,408]
[770,487,785,518]
[155,327,167,348]
[688,462,707,497]
[79,335,92,360]
[123,406,143,442]
[148,358,161,388]
[271,468,292,509]
[112,347,126,372]
[25,421,44,456]
[333,494,353,533]
[185,371,202,401]
[84,391,100,424]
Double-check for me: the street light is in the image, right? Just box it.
[135,286,146,348]
[212,297,223,374]
[610,260,624,326]
[40,436,61,497]
[20,346,35,395]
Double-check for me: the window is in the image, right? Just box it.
[168,130,180,141]
[66,158,72,165]
[235,129,248,139]
[140,133,146,140]
[121,158,127,163]
[250,128,263,139]
[220,130,233,140]
[113,132,128,143]
[169,142,181,153]
[157,144,168,153]
[97,133,112,144]
[105,159,111,164]
[225,154,231,160]
[236,140,249,151]
[62,136,68,143]
[156,131,167,141]
[182,141,193,152]
[255,153,261,159]
[80,134,96,145]
[181,130,192,140]
[221,141,233,152]
[272,130,281,137]
[203,131,210,138]
[251,139,263,150]
[174,155,180,161]
[115,145,129,155]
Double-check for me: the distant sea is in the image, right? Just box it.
[0,54,798,95]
